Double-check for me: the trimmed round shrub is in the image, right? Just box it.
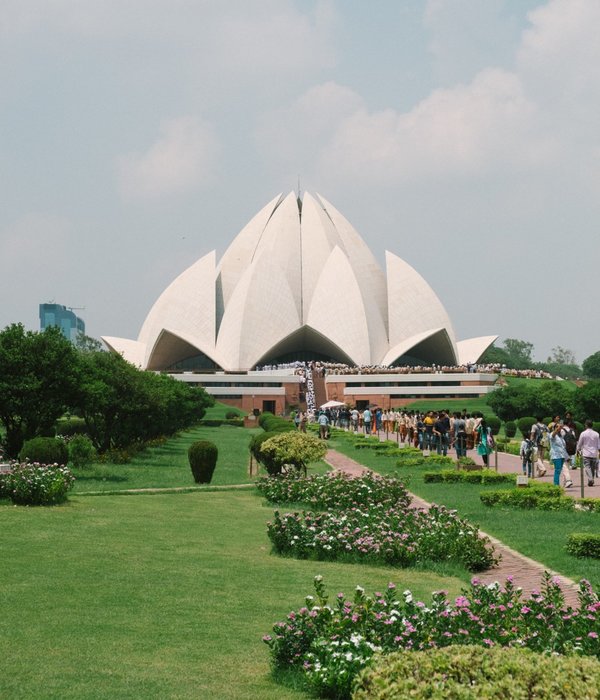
[486,415,501,435]
[258,412,274,429]
[225,410,240,420]
[517,416,536,437]
[68,435,97,469]
[353,645,600,700]
[188,440,218,483]
[249,431,282,475]
[504,420,517,438]
[20,437,68,465]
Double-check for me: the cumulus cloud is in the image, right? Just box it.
[116,116,219,200]
[257,69,544,185]
[255,82,364,166]
[258,0,599,194]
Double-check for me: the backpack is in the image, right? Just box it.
[523,439,535,462]
[534,423,548,448]
[562,427,577,456]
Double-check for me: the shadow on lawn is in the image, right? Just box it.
[74,472,129,483]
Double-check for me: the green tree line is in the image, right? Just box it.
[481,338,600,380]
[486,379,600,422]
[0,324,213,458]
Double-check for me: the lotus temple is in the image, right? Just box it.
[103,192,498,414]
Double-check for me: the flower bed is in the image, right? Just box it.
[264,573,600,699]
[267,502,497,572]
[256,471,411,510]
[1,462,75,505]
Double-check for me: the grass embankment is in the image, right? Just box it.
[0,482,465,698]
[329,433,600,590]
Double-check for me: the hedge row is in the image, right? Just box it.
[198,418,244,427]
[481,487,600,512]
[567,533,600,559]
[354,645,600,700]
[423,469,516,484]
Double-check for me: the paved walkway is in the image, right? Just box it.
[324,448,582,607]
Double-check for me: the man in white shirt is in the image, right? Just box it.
[576,419,600,486]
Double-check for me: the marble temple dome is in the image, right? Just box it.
[102,191,495,371]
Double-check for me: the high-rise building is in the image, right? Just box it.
[39,303,85,342]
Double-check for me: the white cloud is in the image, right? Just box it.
[257,70,545,185]
[255,81,364,166]
[116,116,219,200]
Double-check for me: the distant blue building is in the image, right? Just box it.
[39,304,85,342]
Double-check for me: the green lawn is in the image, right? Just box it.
[329,432,600,590]
[72,424,260,492]
[0,490,465,699]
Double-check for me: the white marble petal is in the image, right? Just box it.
[139,250,217,368]
[216,193,283,309]
[386,251,457,360]
[215,247,301,370]
[457,335,499,365]
[306,246,371,365]
[101,337,146,368]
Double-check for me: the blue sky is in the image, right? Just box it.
[1,0,598,363]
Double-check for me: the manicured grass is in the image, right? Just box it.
[72,424,260,492]
[203,401,247,419]
[0,490,466,699]
[330,433,600,590]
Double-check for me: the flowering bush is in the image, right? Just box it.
[256,471,411,511]
[267,502,497,572]
[264,573,600,699]
[3,462,75,505]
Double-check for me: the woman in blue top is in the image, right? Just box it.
[549,424,569,486]
[476,417,494,467]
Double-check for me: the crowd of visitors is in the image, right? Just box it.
[300,407,599,481]
[255,360,554,380]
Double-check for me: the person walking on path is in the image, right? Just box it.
[317,411,330,439]
[362,407,372,435]
[520,434,535,478]
[576,419,599,487]
[531,417,549,475]
[549,423,569,487]
[452,412,467,458]
[476,416,494,467]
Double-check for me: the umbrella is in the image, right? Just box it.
[320,400,345,409]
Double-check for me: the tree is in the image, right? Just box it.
[0,324,79,457]
[536,381,573,418]
[547,346,576,365]
[74,332,104,353]
[486,384,538,421]
[259,432,327,475]
[572,381,600,422]
[503,339,534,368]
[73,351,213,451]
[582,351,600,380]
